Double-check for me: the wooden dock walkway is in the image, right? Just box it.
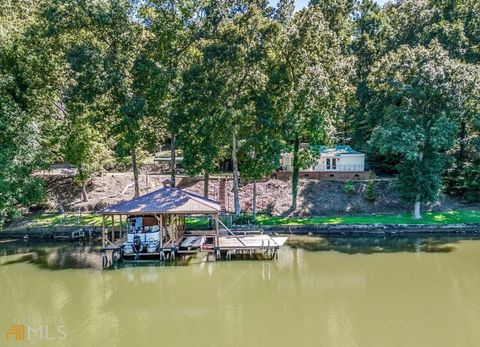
[100,233,288,268]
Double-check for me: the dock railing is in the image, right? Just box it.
[215,217,247,247]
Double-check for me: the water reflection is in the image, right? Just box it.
[286,234,480,254]
[1,234,479,271]
[2,237,480,347]
[0,240,202,270]
[0,241,102,270]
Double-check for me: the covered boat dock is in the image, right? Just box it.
[99,184,287,263]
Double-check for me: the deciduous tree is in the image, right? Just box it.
[369,43,478,219]
[273,4,353,210]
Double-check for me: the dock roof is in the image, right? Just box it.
[101,187,221,215]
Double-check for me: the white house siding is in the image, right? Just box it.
[281,153,365,172]
[281,154,294,171]
[335,155,365,172]
[313,157,326,171]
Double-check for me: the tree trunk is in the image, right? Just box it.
[81,183,88,202]
[232,125,240,217]
[413,195,422,220]
[131,147,140,198]
[170,130,176,187]
[145,171,149,193]
[291,136,300,210]
[252,180,257,222]
[203,171,209,198]
[412,150,424,220]
[457,120,467,171]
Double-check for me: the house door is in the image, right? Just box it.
[326,158,337,171]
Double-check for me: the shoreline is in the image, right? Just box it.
[1,222,479,240]
[262,223,480,235]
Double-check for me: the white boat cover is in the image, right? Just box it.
[181,236,206,248]
[126,232,160,244]
[218,235,288,248]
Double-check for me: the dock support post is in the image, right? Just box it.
[154,214,165,261]
[119,215,122,240]
[101,250,107,268]
[102,215,106,248]
[215,213,220,260]
[111,215,115,243]
[160,215,163,260]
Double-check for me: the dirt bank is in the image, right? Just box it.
[42,172,171,212]
[39,172,467,216]
[187,178,465,216]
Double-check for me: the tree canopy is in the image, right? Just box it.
[1,0,479,224]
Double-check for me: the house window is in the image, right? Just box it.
[326,158,337,171]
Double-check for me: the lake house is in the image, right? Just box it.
[277,144,368,180]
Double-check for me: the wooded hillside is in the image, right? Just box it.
[1,0,479,226]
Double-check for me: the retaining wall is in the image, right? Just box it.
[275,171,370,180]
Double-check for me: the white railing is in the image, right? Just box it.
[332,164,364,172]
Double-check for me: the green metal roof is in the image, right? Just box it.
[282,144,364,156]
[311,145,363,156]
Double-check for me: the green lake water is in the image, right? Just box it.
[1,235,480,347]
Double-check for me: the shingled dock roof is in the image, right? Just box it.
[101,187,221,215]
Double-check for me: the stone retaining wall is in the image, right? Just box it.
[262,223,480,234]
[0,225,102,239]
[2,223,479,240]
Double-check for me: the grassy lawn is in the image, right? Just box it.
[14,213,111,228]
[254,210,480,226]
[5,209,480,230]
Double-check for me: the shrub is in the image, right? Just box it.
[463,166,480,202]
[343,180,355,194]
[366,172,376,202]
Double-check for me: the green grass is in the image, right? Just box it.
[254,210,480,226]
[14,213,111,228]
[5,209,480,230]
[185,216,211,228]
